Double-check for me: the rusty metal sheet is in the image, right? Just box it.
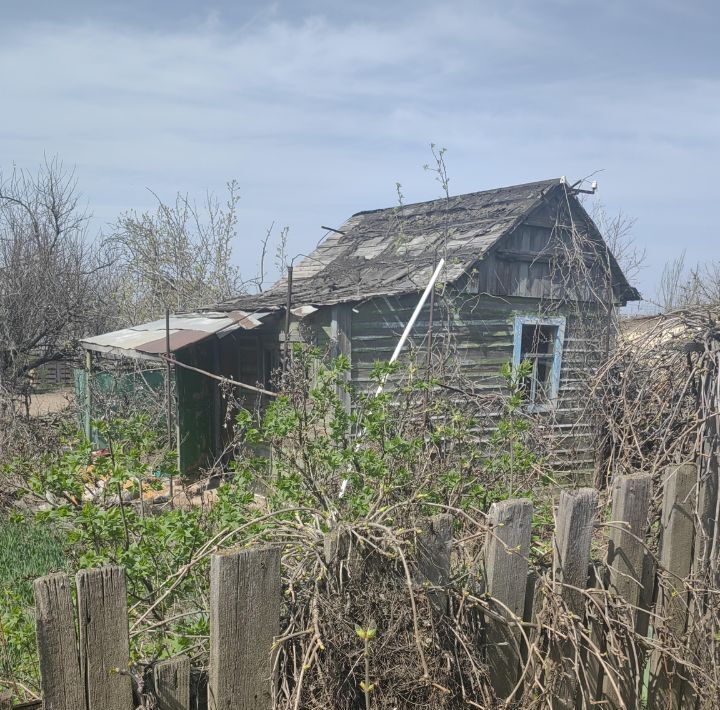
[135,330,210,355]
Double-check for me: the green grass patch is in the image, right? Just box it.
[0,515,68,695]
[0,515,67,601]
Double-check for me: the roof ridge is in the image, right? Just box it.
[350,178,561,219]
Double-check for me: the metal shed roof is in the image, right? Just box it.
[80,311,268,360]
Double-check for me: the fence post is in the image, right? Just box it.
[648,463,696,709]
[417,513,453,615]
[482,498,533,700]
[34,573,85,710]
[551,488,598,710]
[76,566,133,710]
[208,545,281,710]
[681,428,720,710]
[602,472,652,709]
[154,656,191,710]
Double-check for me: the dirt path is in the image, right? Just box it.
[28,388,74,417]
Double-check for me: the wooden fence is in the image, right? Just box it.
[25,463,715,709]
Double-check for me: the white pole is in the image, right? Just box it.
[339,258,445,499]
[375,258,445,396]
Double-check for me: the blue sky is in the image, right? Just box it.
[1,0,718,303]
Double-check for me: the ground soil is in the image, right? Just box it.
[27,388,74,417]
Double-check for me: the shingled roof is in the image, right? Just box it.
[216,178,634,311]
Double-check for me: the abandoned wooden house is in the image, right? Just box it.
[78,178,639,474]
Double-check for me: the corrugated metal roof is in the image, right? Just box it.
[216,179,563,311]
[80,311,266,359]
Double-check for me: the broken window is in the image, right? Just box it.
[512,316,565,408]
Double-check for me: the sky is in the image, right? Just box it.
[1,0,719,305]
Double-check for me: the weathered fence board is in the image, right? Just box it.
[208,545,281,710]
[483,498,533,699]
[603,472,652,709]
[76,566,133,710]
[551,487,597,710]
[34,573,85,710]
[154,656,191,710]
[648,463,696,710]
[417,513,453,614]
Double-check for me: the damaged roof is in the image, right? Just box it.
[218,179,562,311]
[80,311,267,360]
[216,178,637,311]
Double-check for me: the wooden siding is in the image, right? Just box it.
[347,292,601,478]
[468,193,623,304]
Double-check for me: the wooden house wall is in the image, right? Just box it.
[176,341,216,474]
[339,293,601,478]
[470,195,616,304]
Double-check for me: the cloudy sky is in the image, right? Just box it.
[1,0,718,303]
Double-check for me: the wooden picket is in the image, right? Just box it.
[76,566,133,710]
[482,498,533,699]
[648,463,696,709]
[33,573,84,710]
[550,487,598,710]
[602,472,652,708]
[208,545,281,710]
[417,513,453,614]
[153,656,191,710]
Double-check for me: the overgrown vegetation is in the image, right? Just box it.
[2,152,719,707]
[0,349,558,704]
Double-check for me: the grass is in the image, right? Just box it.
[0,515,68,696]
[0,515,67,601]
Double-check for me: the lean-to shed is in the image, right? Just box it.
[77,310,280,473]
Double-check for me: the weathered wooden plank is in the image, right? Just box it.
[554,488,597,614]
[607,473,652,613]
[482,498,533,699]
[417,514,453,615]
[550,488,597,710]
[694,438,718,578]
[76,566,133,710]
[331,303,352,413]
[34,573,85,710]
[154,656,191,710]
[683,428,719,710]
[208,545,281,710]
[602,472,652,709]
[521,569,543,670]
[648,464,696,710]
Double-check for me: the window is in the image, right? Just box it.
[512,316,565,409]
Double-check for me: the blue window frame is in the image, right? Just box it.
[512,316,566,410]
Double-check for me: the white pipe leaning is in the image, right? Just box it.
[339,258,446,499]
[374,257,445,396]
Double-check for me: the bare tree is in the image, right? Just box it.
[658,251,687,311]
[657,252,720,311]
[590,202,643,286]
[106,181,248,323]
[0,157,109,396]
